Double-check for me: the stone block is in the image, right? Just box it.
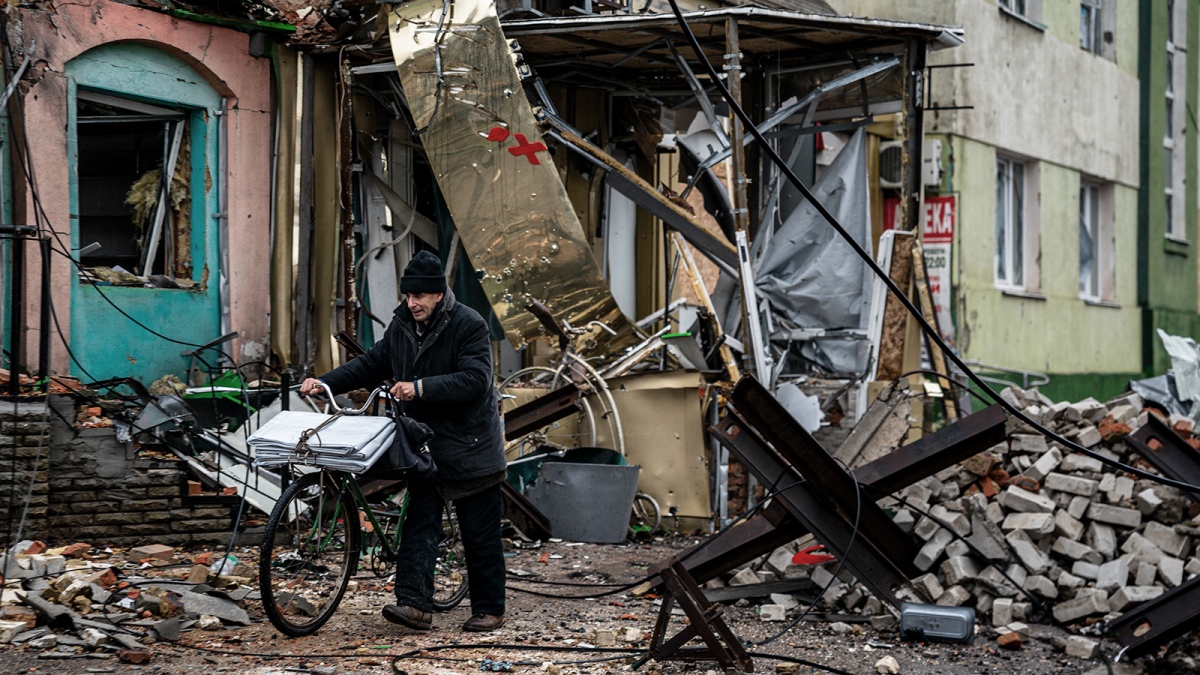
[1054,510,1085,541]
[1107,476,1135,504]
[1002,512,1055,535]
[1056,570,1085,589]
[913,515,943,541]
[992,598,1013,627]
[1011,434,1048,454]
[1086,503,1142,529]
[1158,555,1184,587]
[1087,523,1117,558]
[1002,485,1057,513]
[1067,496,1090,520]
[1060,454,1103,473]
[1043,473,1099,497]
[935,585,970,607]
[1065,636,1099,659]
[1107,404,1139,425]
[976,567,1019,597]
[911,573,944,602]
[1052,537,1102,564]
[1005,531,1051,574]
[129,545,175,562]
[941,556,982,587]
[729,567,759,586]
[930,505,970,536]
[914,529,954,572]
[1095,559,1129,593]
[0,620,25,643]
[893,509,916,533]
[1023,574,1057,599]
[966,507,1010,561]
[1024,447,1063,481]
[1143,522,1189,558]
[759,604,786,621]
[1136,488,1163,516]
[1108,586,1164,612]
[1073,426,1103,448]
[1075,557,1099,578]
[1051,589,1109,623]
[1122,533,1163,565]
[1098,473,1116,493]
[1135,562,1156,586]
[945,539,970,558]
[764,547,796,576]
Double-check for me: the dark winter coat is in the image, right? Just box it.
[318,289,506,482]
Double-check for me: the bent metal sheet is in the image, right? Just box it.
[388,0,638,353]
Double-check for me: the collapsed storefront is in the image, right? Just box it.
[271,0,963,529]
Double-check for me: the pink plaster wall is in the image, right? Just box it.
[15,0,273,378]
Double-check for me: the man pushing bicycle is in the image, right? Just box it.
[300,250,507,633]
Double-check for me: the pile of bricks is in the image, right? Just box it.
[0,541,254,659]
[724,385,1200,655]
[895,387,1197,635]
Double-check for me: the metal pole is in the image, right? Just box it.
[38,237,49,389]
[7,235,21,397]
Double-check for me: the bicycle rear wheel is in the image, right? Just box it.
[260,470,360,636]
[431,501,469,611]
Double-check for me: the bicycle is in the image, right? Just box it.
[257,383,467,637]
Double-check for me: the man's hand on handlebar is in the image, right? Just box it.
[391,381,417,402]
[299,378,326,397]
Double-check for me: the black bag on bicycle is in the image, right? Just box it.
[364,414,436,480]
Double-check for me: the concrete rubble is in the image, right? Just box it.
[0,540,259,661]
[710,385,1200,658]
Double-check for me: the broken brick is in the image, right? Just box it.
[1010,476,1040,493]
[1099,416,1132,442]
[84,568,117,589]
[193,552,214,566]
[59,543,91,558]
[119,650,153,665]
[129,545,175,562]
[996,632,1022,649]
[18,541,46,556]
[1172,419,1194,437]
[988,467,1011,487]
[187,481,203,496]
[221,486,238,496]
[979,477,999,498]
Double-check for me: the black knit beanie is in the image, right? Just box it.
[401,250,448,294]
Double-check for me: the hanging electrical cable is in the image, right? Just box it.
[662,0,1200,496]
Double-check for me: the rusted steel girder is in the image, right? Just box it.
[654,401,1006,587]
[1110,415,1200,659]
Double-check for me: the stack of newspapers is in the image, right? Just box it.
[249,411,395,473]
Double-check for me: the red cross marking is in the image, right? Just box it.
[507,133,547,165]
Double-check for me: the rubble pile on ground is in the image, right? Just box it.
[719,386,1200,653]
[0,542,259,661]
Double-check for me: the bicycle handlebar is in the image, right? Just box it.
[306,381,391,416]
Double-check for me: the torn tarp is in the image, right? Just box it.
[754,128,872,373]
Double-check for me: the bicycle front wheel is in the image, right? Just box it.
[260,470,360,636]
[431,502,468,611]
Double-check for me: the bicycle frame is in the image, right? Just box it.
[299,468,409,567]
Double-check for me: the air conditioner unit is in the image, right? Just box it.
[879,139,944,189]
[880,141,903,188]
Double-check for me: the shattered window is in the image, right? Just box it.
[1080,0,1102,54]
[995,157,1025,289]
[76,91,194,287]
[1079,182,1100,299]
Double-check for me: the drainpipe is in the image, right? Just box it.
[217,98,232,348]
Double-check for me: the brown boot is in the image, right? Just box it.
[382,604,432,631]
[462,614,504,632]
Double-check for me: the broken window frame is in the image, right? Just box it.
[995,156,1026,290]
[1078,180,1101,301]
[1165,0,1188,242]
[1080,0,1102,54]
[75,89,190,282]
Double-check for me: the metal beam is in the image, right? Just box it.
[657,402,1006,587]
[1125,413,1200,505]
